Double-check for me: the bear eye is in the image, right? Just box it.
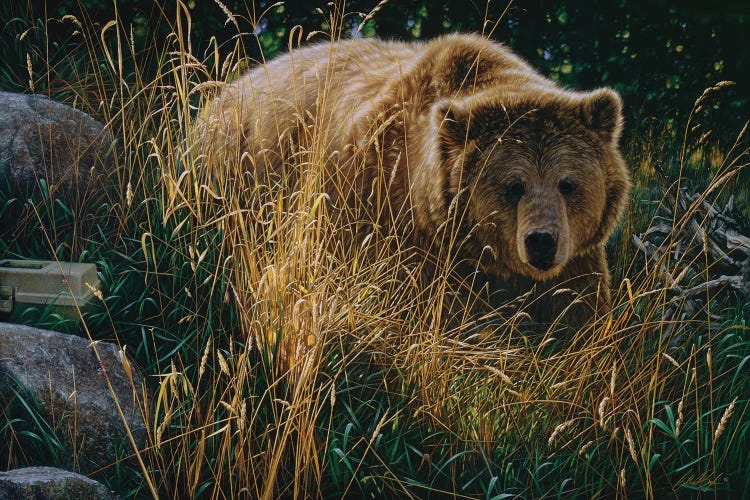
[558,177,577,197]
[505,179,525,206]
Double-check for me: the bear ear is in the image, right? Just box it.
[433,99,476,151]
[579,88,623,144]
[433,99,480,193]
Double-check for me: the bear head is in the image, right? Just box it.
[432,87,629,282]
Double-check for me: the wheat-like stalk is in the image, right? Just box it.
[714,397,738,443]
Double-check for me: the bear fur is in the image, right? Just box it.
[197,34,630,323]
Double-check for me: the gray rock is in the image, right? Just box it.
[0,91,114,196]
[0,466,117,500]
[0,323,146,473]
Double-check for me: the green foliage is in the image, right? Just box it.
[0,376,66,470]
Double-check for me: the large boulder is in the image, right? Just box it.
[0,91,114,195]
[0,467,117,500]
[0,323,146,473]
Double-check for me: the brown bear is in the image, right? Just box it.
[196,33,630,324]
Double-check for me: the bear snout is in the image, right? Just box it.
[524,230,558,271]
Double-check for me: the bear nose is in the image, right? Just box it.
[524,230,558,270]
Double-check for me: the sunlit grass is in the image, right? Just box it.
[0,1,748,498]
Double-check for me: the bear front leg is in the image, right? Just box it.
[560,245,611,325]
[533,246,611,327]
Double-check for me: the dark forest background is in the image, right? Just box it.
[2,0,748,143]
